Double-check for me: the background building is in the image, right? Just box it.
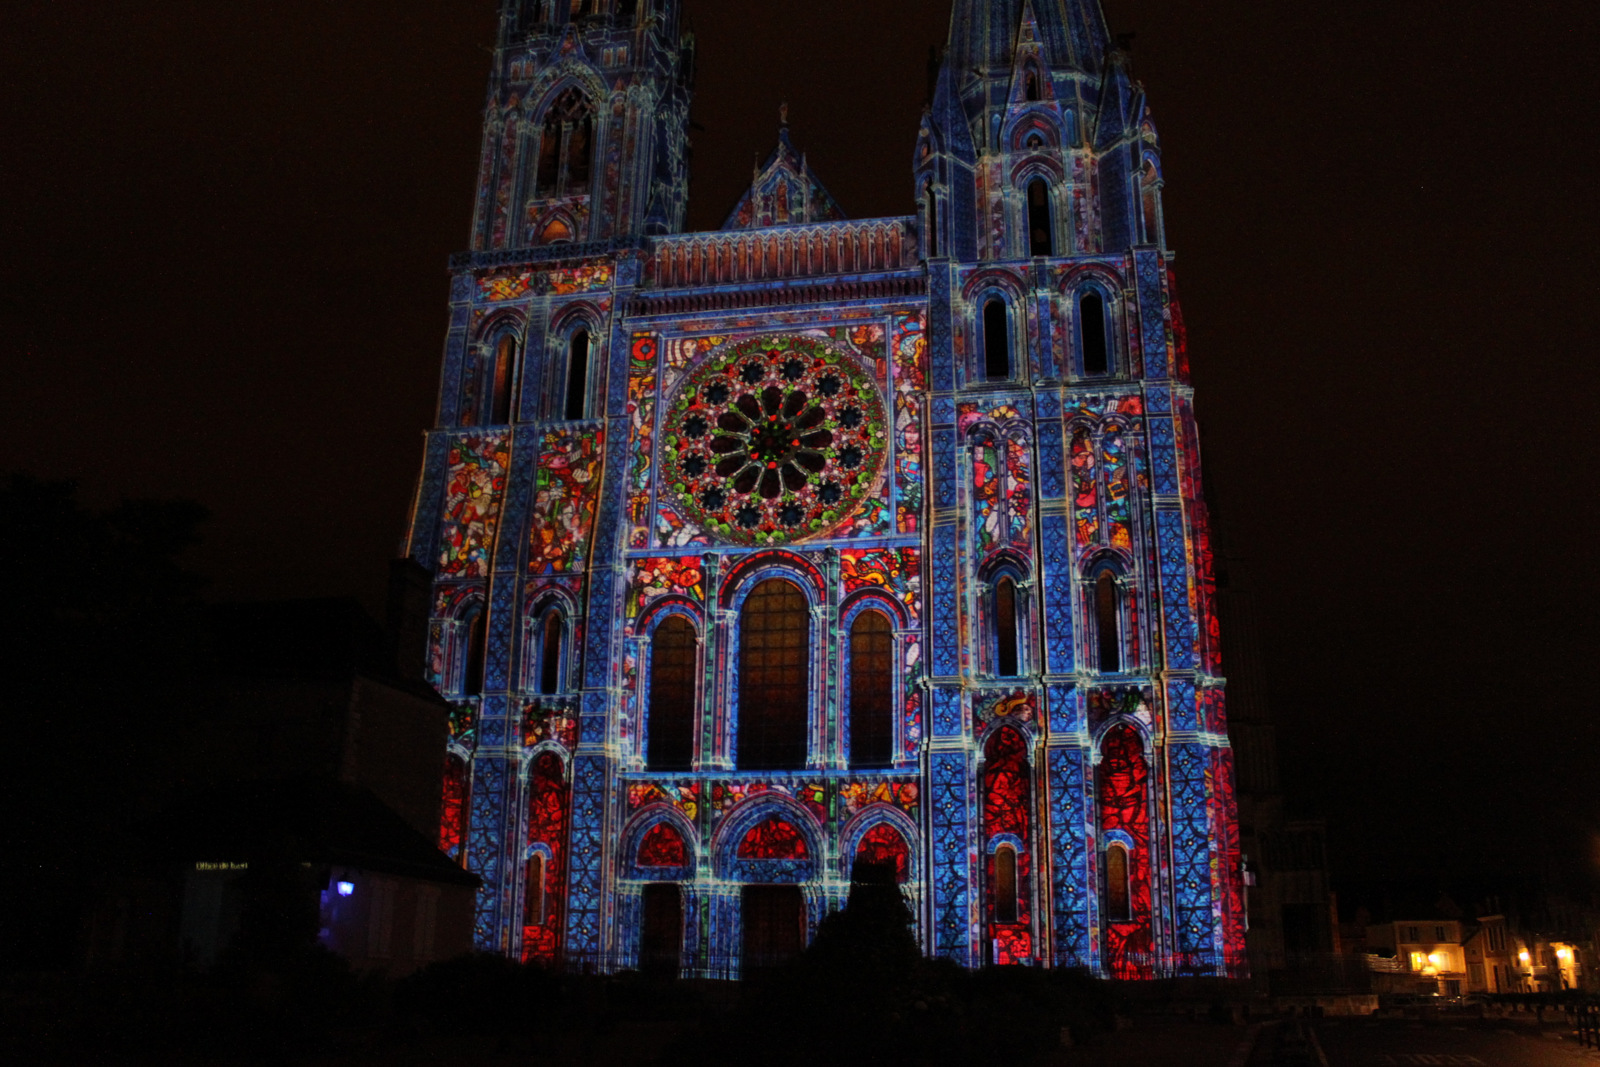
[402,0,1246,977]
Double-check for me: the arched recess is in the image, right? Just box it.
[982,724,1034,964]
[1097,723,1153,979]
[529,595,569,696]
[710,793,823,884]
[734,577,811,771]
[979,554,1030,679]
[839,590,908,768]
[1084,556,1132,675]
[521,750,570,964]
[982,295,1012,380]
[1074,282,1115,377]
[1140,155,1164,248]
[619,804,698,881]
[458,598,489,697]
[489,331,518,424]
[840,804,919,885]
[644,610,698,770]
[717,554,823,769]
[533,85,595,199]
[548,304,602,421]
[1026,177,1054,257]
[921,179,939,259]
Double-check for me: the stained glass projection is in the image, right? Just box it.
[647,616,696,770]
[983,726,1032,962]
[638,822,688,868]
[440,754,469,860]
[737,579,809,770]
[1098,725,1152,978]
[854,823,911,883]
[522,753,569,964]
[849,610,894,767]
[737,816,809,860]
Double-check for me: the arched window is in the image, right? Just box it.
[535,89,594,199]
[1105,842,1131,921]
[737,578,809,771]
[463,609,487,696]
[1140,160,1162,246]
[537,610,564,695]
[1080,289,1109,376]
[848,610,894,768]
[923,181,938,258]
[1027,179,1053,257]
[1024,66,1041,102]
[490,333,516,424]
[1095,570,1121,673]
[996,845,1019,923]
[853,824,911,883]
[994,576,1020,677]
[983,298,1010,380]
[524,852,545,925]
[647,615,696,770]
[563,329,590,420]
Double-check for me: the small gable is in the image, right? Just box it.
[723,118,846,230]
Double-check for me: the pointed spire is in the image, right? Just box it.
[946,0,1110,77]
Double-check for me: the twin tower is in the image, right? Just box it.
[402,0,1246,977]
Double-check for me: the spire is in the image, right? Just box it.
[946,0,1110,78]
[722,117,845,230]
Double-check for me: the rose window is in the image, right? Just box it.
[663,336,887,545]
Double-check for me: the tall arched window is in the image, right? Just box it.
[848,610,893,768]
[537,610,564,695]
[923,181,938,258]
[463,609,487,696]
[563,329,590,420]
[535,89,594,199]
[522,752,569,964]
[738,578,809,771]
[490,333,516,424]
[1027,179,1053,257]
[1095,570,1121,673]
[648,615,696,770]
[1140,160,1162,246]
[1105,842,1131,921]
[1024,66,1041,102]
[983,298,1010,380]
[994,576,1020,677]
[524,852,545,926]
[996,845,1019,923]
[1080,289,1109,376]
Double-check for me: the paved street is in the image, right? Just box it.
[1316,1018,1599,1067]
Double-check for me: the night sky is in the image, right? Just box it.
[3,1,1596,895]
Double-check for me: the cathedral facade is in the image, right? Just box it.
[402,0,1246,978]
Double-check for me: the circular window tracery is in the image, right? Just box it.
[663,336,887,545]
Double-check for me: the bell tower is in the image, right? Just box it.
[471,0,693,251]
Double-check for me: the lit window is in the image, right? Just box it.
[647,616,696,770]
[737,579,809,770]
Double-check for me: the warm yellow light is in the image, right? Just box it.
[1429,952,1446,967]
[1411,952,1428,970]
[1519,950,1531,962]
[1558,948,1573,961]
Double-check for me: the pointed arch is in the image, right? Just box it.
[646,612,697,770]
[521,750,569,964]
[1098,723,1153,978]
[847,608,894,768]
[982,724,1034,964]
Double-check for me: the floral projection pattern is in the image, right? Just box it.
[638,822,689,867]
[529,429,605,574]
[1099,725,1153,979]
[522,752,569,964]
[438,433,510,578]
[983,726,1033,964]
[737,817,809,860]
[855,824,911,882]
[662,336,887,545]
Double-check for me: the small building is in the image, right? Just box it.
[1463,914,1517,994]
[1367,920,1467,996]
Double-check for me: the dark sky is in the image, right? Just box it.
[3,1,1597,893]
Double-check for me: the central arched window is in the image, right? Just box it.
[1027,179,1053,257]
[737,578,809,770]
[983,298,1010,380]
[647,615,696,770]
[994,576,1020,677]
[848,609,893,767]
[563,329,590,420]
[1080,289,1109,376]
[1095,570,1121,673]
[996,844,1019,923]
[1105,842,1131,921]
[535,88,594,199]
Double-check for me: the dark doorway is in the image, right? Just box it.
[741,885,805,972]
[640,883,682,975]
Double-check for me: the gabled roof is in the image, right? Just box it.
[722,120,846,230]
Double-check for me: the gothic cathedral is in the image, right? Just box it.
[402,0,1246,978]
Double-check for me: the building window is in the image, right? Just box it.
[536,88,593,199]
[537,610,564,695]
[1024,65,1041,102]
[848,609,894,767]
[737,578,809,770]
[1105,842,1131,921]
[640,884,682,975]
[742,885,805,971]
[1080,289,1109,375]
[490,333,516,424]
[994,576,1020,677]
[524,852,545,926]
[1027,179,1053,257]
[1095,570,1121,672]
[463,609,487,696]
[564,330,590,420]
[995,845,1019,923]
[983,298,1010,380]
[647,615,697,770]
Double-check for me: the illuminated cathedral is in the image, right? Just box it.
[401,0,1246,978]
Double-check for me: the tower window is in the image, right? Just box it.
[564,330,590,420]
[536,89,594,200]
[463,609,487,696]
[983,298,1010,380]
[1024,67,1041,102]
[1106,843,1131,921]
[1080,289,1109,375]
[848,609,894,768]
[1095,571,1121,672]
[737,578,809,771]
[995,576,1020,677]
[647,615,696,771]
[996,845,1019,923]
[923,182,938,259]
[491,334,516,424]
[537,610,564,695]
[1141,161,1162,246]
[1027,179,1053,257]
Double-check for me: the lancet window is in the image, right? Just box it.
[737,579,809,770]
[535,88,594,199]
[647,615,696,770]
